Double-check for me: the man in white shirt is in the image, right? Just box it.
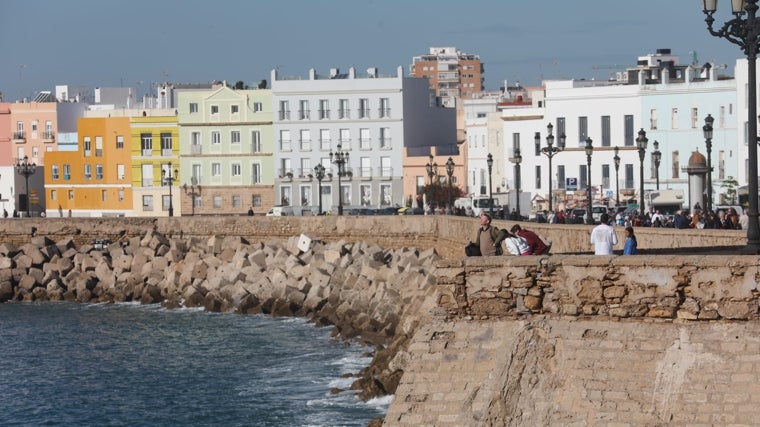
[590,213,618,255]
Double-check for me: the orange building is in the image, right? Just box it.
[44,116,132,217]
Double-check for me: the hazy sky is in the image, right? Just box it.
[0,0,743,102]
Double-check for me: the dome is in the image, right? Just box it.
[688,150,707,167]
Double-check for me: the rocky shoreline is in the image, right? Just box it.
[0,231,441,423]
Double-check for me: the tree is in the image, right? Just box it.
[720,176,739,205]
[420,180,465,208]
[233,81,248,90]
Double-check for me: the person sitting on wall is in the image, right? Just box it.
[510,224,550,255]
[474,213,507,256]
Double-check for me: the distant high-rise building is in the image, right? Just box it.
[410,47,484,108]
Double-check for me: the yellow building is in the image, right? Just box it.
[44,117,132,217]
[130,116,179,217]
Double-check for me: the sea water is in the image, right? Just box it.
[0,302,392,427]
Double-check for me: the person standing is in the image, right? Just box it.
[623,226,637,255]
[474,213,507,256]
[590,213,618,255]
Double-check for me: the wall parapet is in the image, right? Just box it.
[436,255,760,321]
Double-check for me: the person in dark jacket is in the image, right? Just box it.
[510,224,549,255]
[673,210,689,229]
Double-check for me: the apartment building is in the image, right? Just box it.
[410,47,484,108]
[177,85,274,216]
[271,66,457,214]
[130,115,180,217]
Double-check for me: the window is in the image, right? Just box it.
[319,99,329,119]
[191,132,201,146]
[299,100,310,120]
[339,128,350,149]
[69,190,74,200]
[299,158,311,178]
[118,188,124,201]
[252,163,261,184]
[380,128,391,149]
[379,98,390,118]
[96,164,103,180]
[251,131,261,152]
[211,105,219,115]
[672,151,679,179]
[232,195,241,208]
[691,107,699,128]
[361,184,372,206]
[212,163,221,177]
[339,99,350,119]
[142,195,154,211]
[557,165,566,189]
[231,105,239,114]
[51,189,57,201]
[535,165,541,189]
[380,156,391,177]
[84,164,92,180]
[162,195,171,212]
[719,150,725,180]
[601,116,610,147]
[211,131,221,145]
[580,164,588,189]
[142,164,153,186]
[671,108,679,129]
[320,129,331,151]
[102,190,107,202]
[141,133,152,156]
[192,164,201,183]
[254,102,263,112]
[51,164,59,180]
[84,137,92,157]
[280,130,292,151]
[624,115,634,146]
[534,132,541,156]
[602,164,610,188]
[32,146,39,160]
[63,164,71,180]
[380,184,392,206]
[252,194,262,207]
[161,132,172,155]
[231,130,241,145]
[279,100,290,120]
[231,163,241,177]
[300,186,311,207]
[190,103,198,113]
[117,164,125,180]
[360,156,372,178]
[360,128,371,150]
[116,135,124,149]
[650,109,657,130]
[578,117,588,145]
[300,129,311,151]
[359,98,370,118]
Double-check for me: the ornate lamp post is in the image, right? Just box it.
[314,163,325,215]
[161,162,177,217]
[585,138,594,225]
[702,114,715,212]
[15,155,36,217]
[613,146,621,207]
[636,128,649,213]
[702,0,760,250]
[425,154,438,210]
[652,141,662,191]
[509,146,523,220]
[445,157,455,211]
[486,153,494,217]
[538,123,566,212]
[330,143,349,215]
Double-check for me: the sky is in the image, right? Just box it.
[0,0,744,102]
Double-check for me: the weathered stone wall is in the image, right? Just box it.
[384,254,760,426]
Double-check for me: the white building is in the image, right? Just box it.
[271,66,456,214]
[486,50,738,215]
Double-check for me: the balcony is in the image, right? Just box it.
[190,144,202,155]
[42,131,55,143]
[360,167,372,180]
[13,131,26,143]
[379,166,393,180]
[278,168,294,180]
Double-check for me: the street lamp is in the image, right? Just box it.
[702,0,760,250]
[445,157,455,211]
[702,114,714,212]
[585,138,594,225]
[330,143,349,215]
[509,146,523,220]
[613,146,621,207]
[636,128,649,214]
[161,162,177,217]
[538,123,566,212]
[15,155,36,217]
[486,153,494,217]
[425,154,438,210]
[652,141,662,191]
[314,163,325,215]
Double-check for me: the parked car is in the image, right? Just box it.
[568,208,587,224]
[591,205,609,224]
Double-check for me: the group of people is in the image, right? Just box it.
[617,205,746,230]
[470,213,551,257]
[590,213,637,255]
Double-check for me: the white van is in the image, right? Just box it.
[266,206,294,216]
[591,205,609,223]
